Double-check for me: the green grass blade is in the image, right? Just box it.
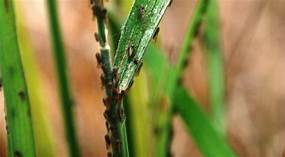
[114,0,172,92]
[174,86,236,157]
[144,44,178,157]
[203,0,226,135]
[0,1,36,157]
[46,0,81,156]
[127,70,153,157]
[15,4,56,157]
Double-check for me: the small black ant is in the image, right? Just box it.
[168,0,173,7]
[18,91,26,101]
[153,27,160,39]
[95,53,102,66]
[139,5,145,19]
[94,32,100,42]
[127,44,135,58]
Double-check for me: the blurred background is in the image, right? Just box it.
[1,0,285,156]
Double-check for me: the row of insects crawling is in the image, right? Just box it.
[91,1,134,156]
[90,0,173,156]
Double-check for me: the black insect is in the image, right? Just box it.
[105,134,111,149]
[0,78,2,89]
[95,53,102,66]
[14,151,22,157]
[112,68,119,82]
[103,110,111,120]
[139,5,145,19]
[91,3,107,19]
[18,91,26,101]
[153,27,160,39]
[103,97,111,107]
[127,44,135,58]
[168,0,173,7]
[100,75,105,84]
[94,32,100,42]
[133,57,140,65]
[107,152,112,157]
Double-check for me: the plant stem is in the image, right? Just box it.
[171,0,209,95]
[153,1,210,156]
[46,0,81,157]
[91,0,129,156]
[0,1,36,157]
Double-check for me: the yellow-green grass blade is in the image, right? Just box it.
[0,1,36,157]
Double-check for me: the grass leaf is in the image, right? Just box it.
[0,1,36,156]
[114,0,172,92]
[46,0,81,156]
[203,0,226,135]
[174,86,236,157]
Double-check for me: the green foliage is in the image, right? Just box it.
[174,86,236,157]
[0,1,36,157]
[203,0,226,135]
[92,0,171,156]
[16,4,56,157]
[114,0,172,92]
[0,0,237,157]
[46,0,81,156]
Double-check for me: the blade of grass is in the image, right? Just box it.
[203,0,226,135]
[0,1,36,157]
[114,0,172,92]
[127,70,153,157]
[174,86,236,157]
[15,3,56,157]
[46,0,81,157]
[108,4,154,156]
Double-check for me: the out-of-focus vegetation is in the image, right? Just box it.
[1,0,285,157]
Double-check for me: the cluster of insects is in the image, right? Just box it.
[91,0,133,156]
[91,0,173,156]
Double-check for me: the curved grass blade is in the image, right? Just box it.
[46,0,81,156]
[0,1,36,157]
[174,86,236,157]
